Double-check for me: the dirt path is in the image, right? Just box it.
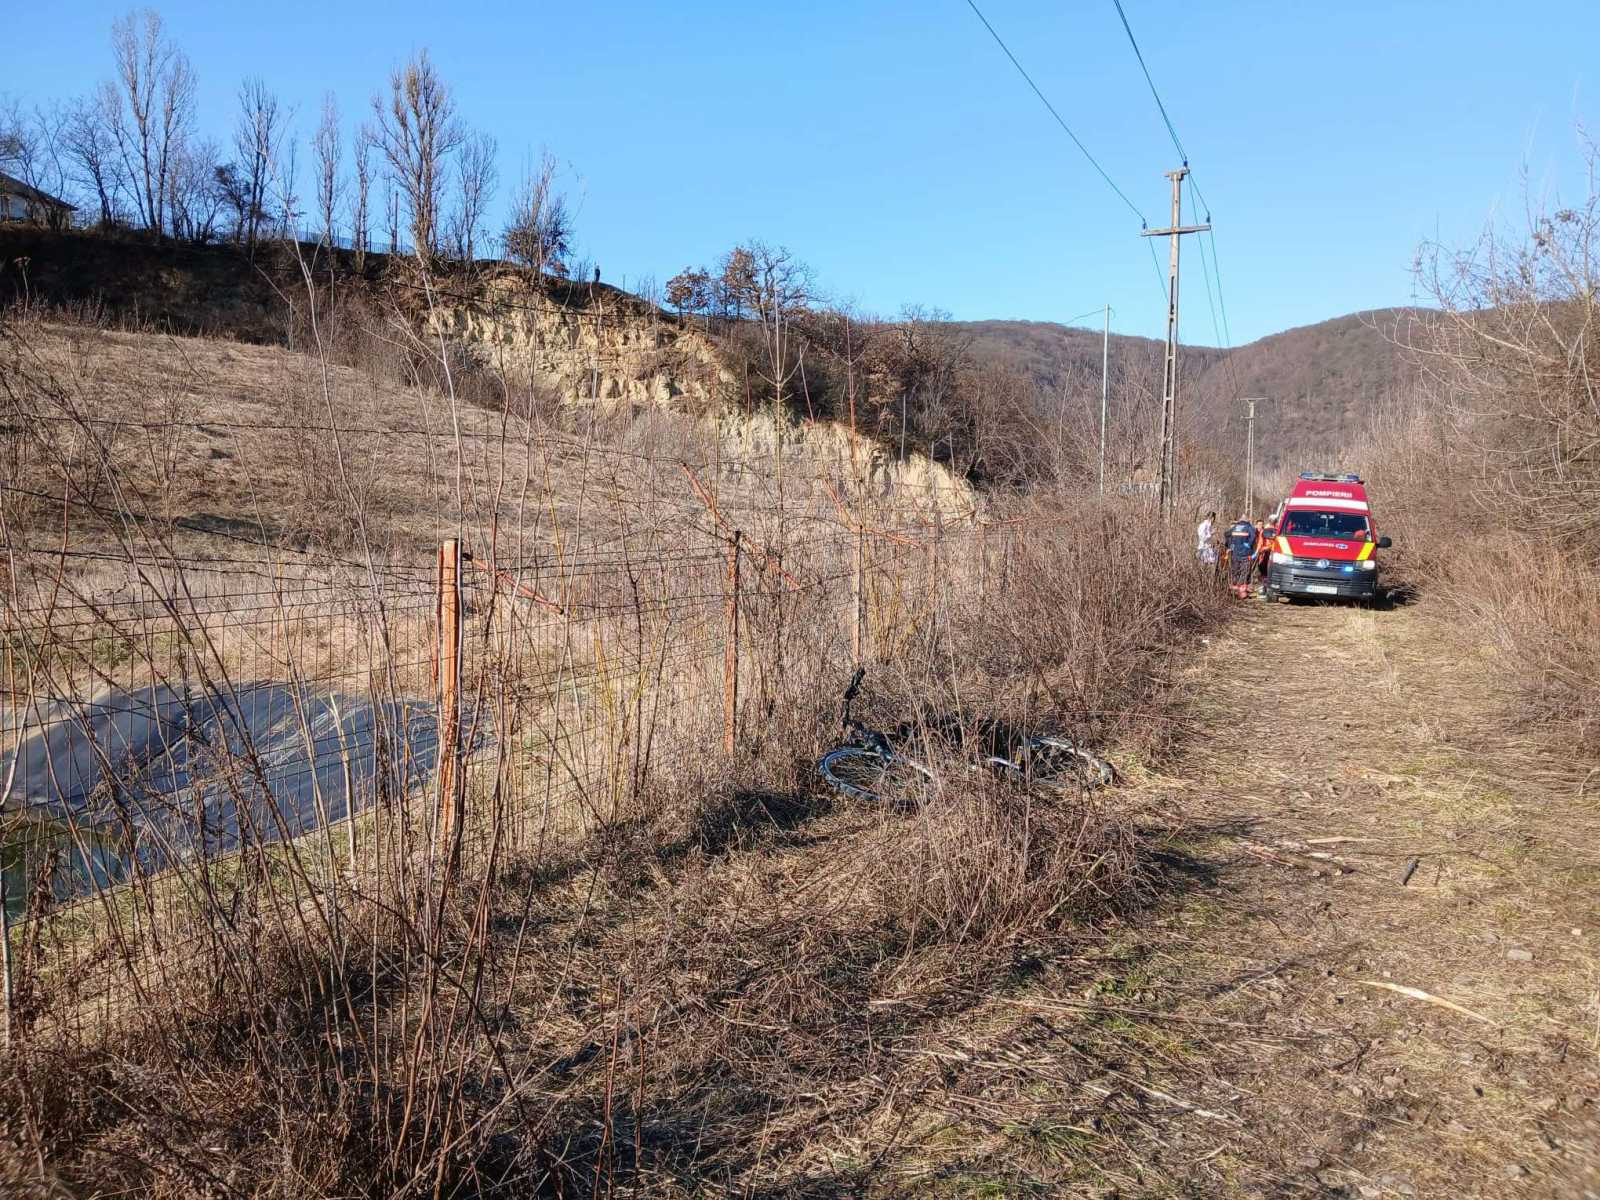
[916,595,1600,1197]
[1167,595,1600,1194]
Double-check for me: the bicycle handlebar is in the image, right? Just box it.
[841,666,866,727]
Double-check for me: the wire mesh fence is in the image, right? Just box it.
[0,442,1020,1044]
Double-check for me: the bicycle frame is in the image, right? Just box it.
[838,667,892,757]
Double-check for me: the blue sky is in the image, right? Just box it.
[8,0,1598,344]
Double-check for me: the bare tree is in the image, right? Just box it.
[874,306,971,466]
[350,124,374,268]
[371,49,462,260]
[385,182,400,253]
[502,150,572,276]
[313,93,343,250]
[718,245,755,321]
[270,131,299,241]
[0,98,67,204]
[62,89,126,227]
[234,75,281,252]
[0,99,20,175]
[273,132,299,241]
[167,136,222,242]
[800,303,878,438]
[742,241,813,425]
[1413,155,1600,555]
[212,161,251,241]
[449,130,497,263]
[108,8,196,234]
[665,267,712,327]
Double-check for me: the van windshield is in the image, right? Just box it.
[1282,510,1370,538]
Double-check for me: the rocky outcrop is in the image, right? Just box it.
[711,409,978,519]
[428,269,977,518]
[427,272,734,409]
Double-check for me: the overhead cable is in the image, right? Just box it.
[962,0,1150,226]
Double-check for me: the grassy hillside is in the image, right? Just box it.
[0,226,1411,482]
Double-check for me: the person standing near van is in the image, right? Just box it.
[1253,519,1273,594]
[1225,514,1258,596]
[1196,511,1217,565]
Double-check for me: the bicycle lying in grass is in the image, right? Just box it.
[816,667,1115,804]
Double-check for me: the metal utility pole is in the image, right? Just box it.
[1141,167,1209,518]
[1099,304,1111,495]
[1241,397,1269,515]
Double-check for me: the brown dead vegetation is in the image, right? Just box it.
[1353,152,1600,754]
[0,277,1229,1198]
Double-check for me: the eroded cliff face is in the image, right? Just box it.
[428,271,978,518]
[710,410,979,519]
[427,273,734,409]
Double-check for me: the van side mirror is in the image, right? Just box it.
[1263,526,1277,538]
[1377,535,1392,549]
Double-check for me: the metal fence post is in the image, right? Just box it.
[436,539,463,866]
[852,524,866,662]
[978,522,988,603]
[1,859,12,1052]
[723,530,741,759]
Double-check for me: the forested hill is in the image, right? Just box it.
[953,308,1418,464]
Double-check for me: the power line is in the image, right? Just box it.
[1188,177,1243,402]
[961,0,1149,226]
[1109,0,1189,166]
[1106,0,1218,251]
[1105,1,1246,412]
[1205,226,1236,353]
[1145,236,1168,297]
[1194,200,1224,349]
[1062,305,1111,327]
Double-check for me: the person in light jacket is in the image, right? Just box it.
[1195,511,1217,565]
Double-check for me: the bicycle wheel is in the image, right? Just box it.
[818,745,936,805]
[1001,736,1114,792]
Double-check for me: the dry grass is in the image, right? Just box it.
[1345,159,1600,754]
[0,295,1231,1196]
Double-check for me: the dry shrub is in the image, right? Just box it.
[0,257,1234,1194]
[866,767,1145,947]
[1425,535,1600,747]
[939,495,1228,759]
[1350,142,1600,748]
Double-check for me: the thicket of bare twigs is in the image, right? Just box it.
[0,255,1228,1194]
[1351,150,1600,750]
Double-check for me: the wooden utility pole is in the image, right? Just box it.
[1241,397,1269,515]
[1141,167,1210,518]
[435,538,463,863]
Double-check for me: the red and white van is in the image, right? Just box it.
[1262,472,1392,601]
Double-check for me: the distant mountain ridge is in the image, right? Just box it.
[951,308,1418,465]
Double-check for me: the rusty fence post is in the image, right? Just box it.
[723,530,741,758]
[436,538,463,866]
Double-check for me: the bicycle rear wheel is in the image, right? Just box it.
[1001,736,1114,792]
[819,745,936,805]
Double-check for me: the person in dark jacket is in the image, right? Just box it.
[1225,514,1258,596]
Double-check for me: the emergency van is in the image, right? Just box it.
[1262,472,1391,602]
